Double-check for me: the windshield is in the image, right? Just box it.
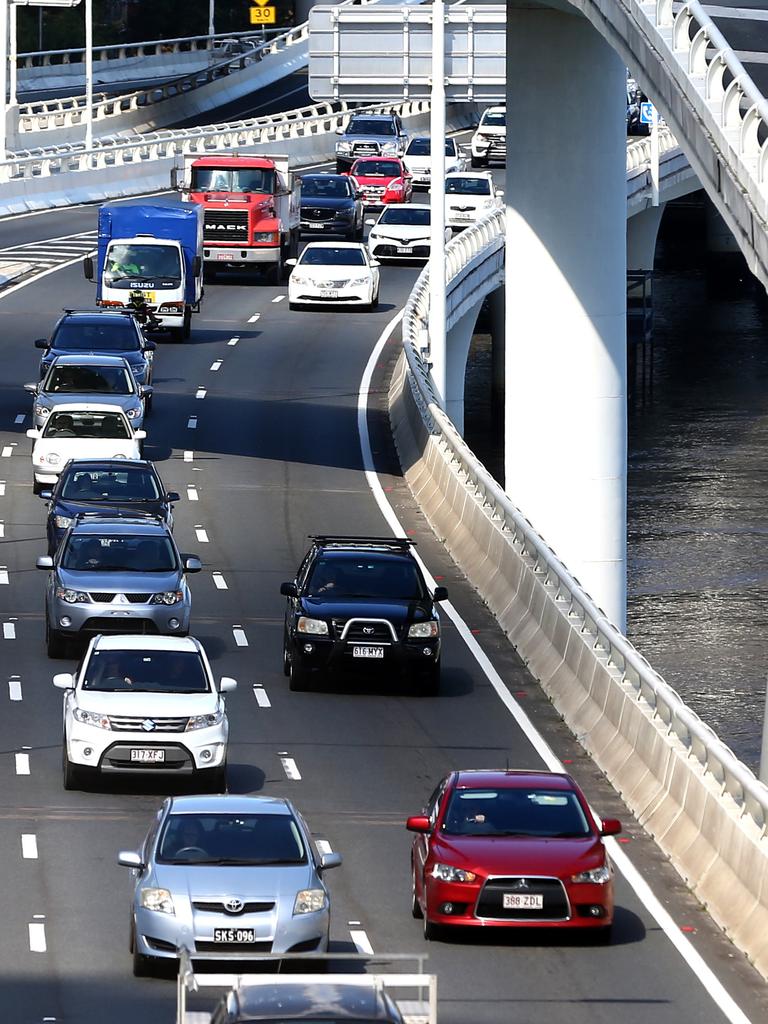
[442,788,591,838]
[346,118,396,136]
[83,649,209,693]
[299,247,366,267]
[352,160,401,178]
[301,176,350,198]
[157,813,307,865]
[43,410,131,439]
[52,321,140,352]
[191,166,275,193]
[43,364,133,396]
[306,555,425,600]
[446,177,491,196]
[59,467,161,502]
[105,244,181,284]
[61,534,177,573]
[379,207,430,227]
[481,111,506,127]
[406,138,456,157]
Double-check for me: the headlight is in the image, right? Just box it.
[186,707,224,731]
[293,889,326,915]
[130,366,143,376]
[34,405,50,417]
[348,276,370,286]
[54,515,73,530]
[126,407,140,419]
[290,273,310,285]
[408,620,439,639]
[432,863,477,883]
[297,616,328,635]
[571,864,611,884]
[44,452,61,466]
[337,141,353,153]
[150,590,183,605]
[140,888,175,915]
[381,142,398,154]
[368,231,380,242]
[73,707,111,729]
[254,231,279,243]
[55,586,89,604]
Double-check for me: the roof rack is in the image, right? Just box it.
[309,535,415,548]
[61,308,135,316]
[73,509,164,523]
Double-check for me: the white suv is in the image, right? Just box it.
[470,106,506,167]
[54,634,236,791]
[444,171,504,230]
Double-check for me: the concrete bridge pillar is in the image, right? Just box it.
[445,301,484,436]
[489,285,505,420]
[504,8,627,629]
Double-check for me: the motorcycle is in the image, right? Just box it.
[127,290,162,333]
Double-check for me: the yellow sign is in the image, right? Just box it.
[250,5,276,23]
[251,0,270,6]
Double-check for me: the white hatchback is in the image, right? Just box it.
[27,402,145,492]
[287,242,380,310]
[444,172,504,230]
[403,136,467,186]
[54,634,236,790]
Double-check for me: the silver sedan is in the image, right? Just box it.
[118,794,342,976]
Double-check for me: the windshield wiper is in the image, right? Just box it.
[168,857,304,866]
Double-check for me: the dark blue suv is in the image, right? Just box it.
[35,309,155,388]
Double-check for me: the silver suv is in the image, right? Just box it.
[37,516,201,657]
[335,113,408,172]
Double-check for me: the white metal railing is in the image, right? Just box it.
[400,210,768,833]
[625,124,677,169]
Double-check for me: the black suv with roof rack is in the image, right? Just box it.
[280,536,447,695]
[35,309,156,387]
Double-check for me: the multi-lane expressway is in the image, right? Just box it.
[0,173,766,1024]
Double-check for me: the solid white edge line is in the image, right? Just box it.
[357,311,753,1024]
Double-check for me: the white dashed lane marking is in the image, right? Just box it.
[187,417,197,429]
[247,313,261,323]
[0,568,9,585]
[195,388,207,400]
[8,677,22,701]
[183,450,194,462]
[279,754,301,780]
[21,834,38,859]
[212,572,228,590]
[0,521,4,538]
[1,446,12,458]
[228,336,239,346]
[14,414,25,424]
[28,922,46,952]
[0,481,5,495]
[252,685,271,707]
[187,486,199,501]
[194,527,209,543]
[232,626,248,647]
[272,295,284,303]
[349,926,373,954]
[210,360,222,371]
[3,621,16,638]
[15,752,30,775]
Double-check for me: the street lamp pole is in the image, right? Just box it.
[208,0,215,38]
[84,0,92,149]
[0,0,8,159]
[9,0,17,107]
[428,0,447,404]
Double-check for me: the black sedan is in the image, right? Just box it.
[40,459,179,555]
[299,174,364,241]
[35,309,155,386]
[280,535,447,694]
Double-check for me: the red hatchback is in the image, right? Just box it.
[347,157,413,206]
[407,770,621,940]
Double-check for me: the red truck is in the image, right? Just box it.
[174,153,301,282]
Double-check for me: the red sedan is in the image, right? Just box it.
[407,769,621,940]
[347,157,413,206]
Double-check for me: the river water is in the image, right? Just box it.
[464,194,768,772]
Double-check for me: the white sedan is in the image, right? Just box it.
[27,403,145,492]
[286,242,380,310]
[403,136,467,187]
[367,205,452,262]
[444,171,504,230]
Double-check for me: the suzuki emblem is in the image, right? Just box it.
[141,719,156,732]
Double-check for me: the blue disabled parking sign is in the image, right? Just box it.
[640,101,656,125]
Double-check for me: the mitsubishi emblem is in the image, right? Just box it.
[113,593,129,604]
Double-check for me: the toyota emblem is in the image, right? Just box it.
[224,897,244,914]
[363,626,374,635]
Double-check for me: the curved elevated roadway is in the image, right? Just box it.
[0,184,765,1023]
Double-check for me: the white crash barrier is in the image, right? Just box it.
[0,100,479,217]
[389,210,768,980]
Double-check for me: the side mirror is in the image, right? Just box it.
[183,555,202,573]
[39,490,53,500]
[280,581,298,597]
[83,255,94,280]
[143,341,157,351]
[134,429,147,441]
[166,491,180,503]
[320,851,342,870]
[36,555,54,570]
[23,382,38,394]
[53,673,75,689]
[365,218,376,226]
[433,586,448,602]
[406,815,431,834]
[600,818,622,837]
[335,127,344,135]
[34,338,48,349]
[495,188,504,197]
[219,677,237,693]
[369,259,381,268]
[193,255,202,277]
[117,851,144,870]
[285,257,297,267]
[139,386,153,399]
[26,428,40,439]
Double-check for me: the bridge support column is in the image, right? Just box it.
[489,285,505,423]
[445,303,483,436]
[505,10,627,628]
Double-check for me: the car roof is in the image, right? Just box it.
[168,794,292,816]
[48,354,132,367]
[69,517,170,536]
[191,156,277,167]
[56,311,136,323]
[453,769,576,791]
[232,980,397,1021]
[302,173,348,180]
[301,241,367,250]
[60,459,157,473]
[349,114,396,121]
[93,635,200,653]
[43,402,131,415]
[446,170,493,179]
[318,549,415,565]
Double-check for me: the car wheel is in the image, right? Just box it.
[203,266,217,283]
[144,393,153,416]
[355,218,364,241]
[182,308,192,339]
[411,864,423,919]
[423,914,441,941]
[470,155,487,169]
[32,477,41,496]
[206,762,227,793]
[62,741,80,791]
[282,640,291,677]
[132,944,154,978]
[370,289,380,310]
[593,924,613,945]
[46,620,68,659]
[288,659,311,692]
[288,301,299,311]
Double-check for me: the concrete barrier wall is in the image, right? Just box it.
[388,345,768,979]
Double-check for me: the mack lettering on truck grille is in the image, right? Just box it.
[203,210,249,243]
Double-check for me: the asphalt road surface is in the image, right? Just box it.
[0,174,766,1024]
